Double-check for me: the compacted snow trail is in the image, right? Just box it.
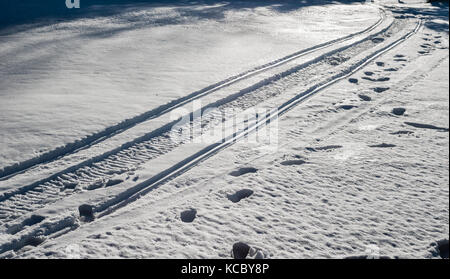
[0,0,448,259]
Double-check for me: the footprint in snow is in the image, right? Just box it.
[368,143,396,148]
[229,167,258,177]
[180,208,197,223]
[280,159,307,166]
[373,87,390,93]
[227,189,254,203]
[339,105,357,110]
[392,107,406,116]
[358,94,372,101]
[348,78,358,84]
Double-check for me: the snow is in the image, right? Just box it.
[0,1,379,169]
[0,0,448,259]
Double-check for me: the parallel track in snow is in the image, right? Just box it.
[0,17,422,256]
[0,9,386,181]
[0,16,409,228]
[95,19,423,220]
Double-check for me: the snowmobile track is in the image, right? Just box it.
[0,15,407,228]
[95,19,423,220]
[0,9,386,180]
[0,17,422,256]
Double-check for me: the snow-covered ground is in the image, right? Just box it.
[0,1,379,170]
[0,0,448,258]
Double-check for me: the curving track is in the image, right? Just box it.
[0,8,424,256]
[0,9,386,180]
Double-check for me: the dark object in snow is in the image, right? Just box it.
[348,78,358,84]
[232,242,251,259]
[392,107,406,116]
[437,239,449,259]
[79,204,94,221]
[180,209,197,223]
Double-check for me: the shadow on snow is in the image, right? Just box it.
[0,0,369,34]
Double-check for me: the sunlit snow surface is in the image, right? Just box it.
[0,0,448,259]
[0,1,379,167]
